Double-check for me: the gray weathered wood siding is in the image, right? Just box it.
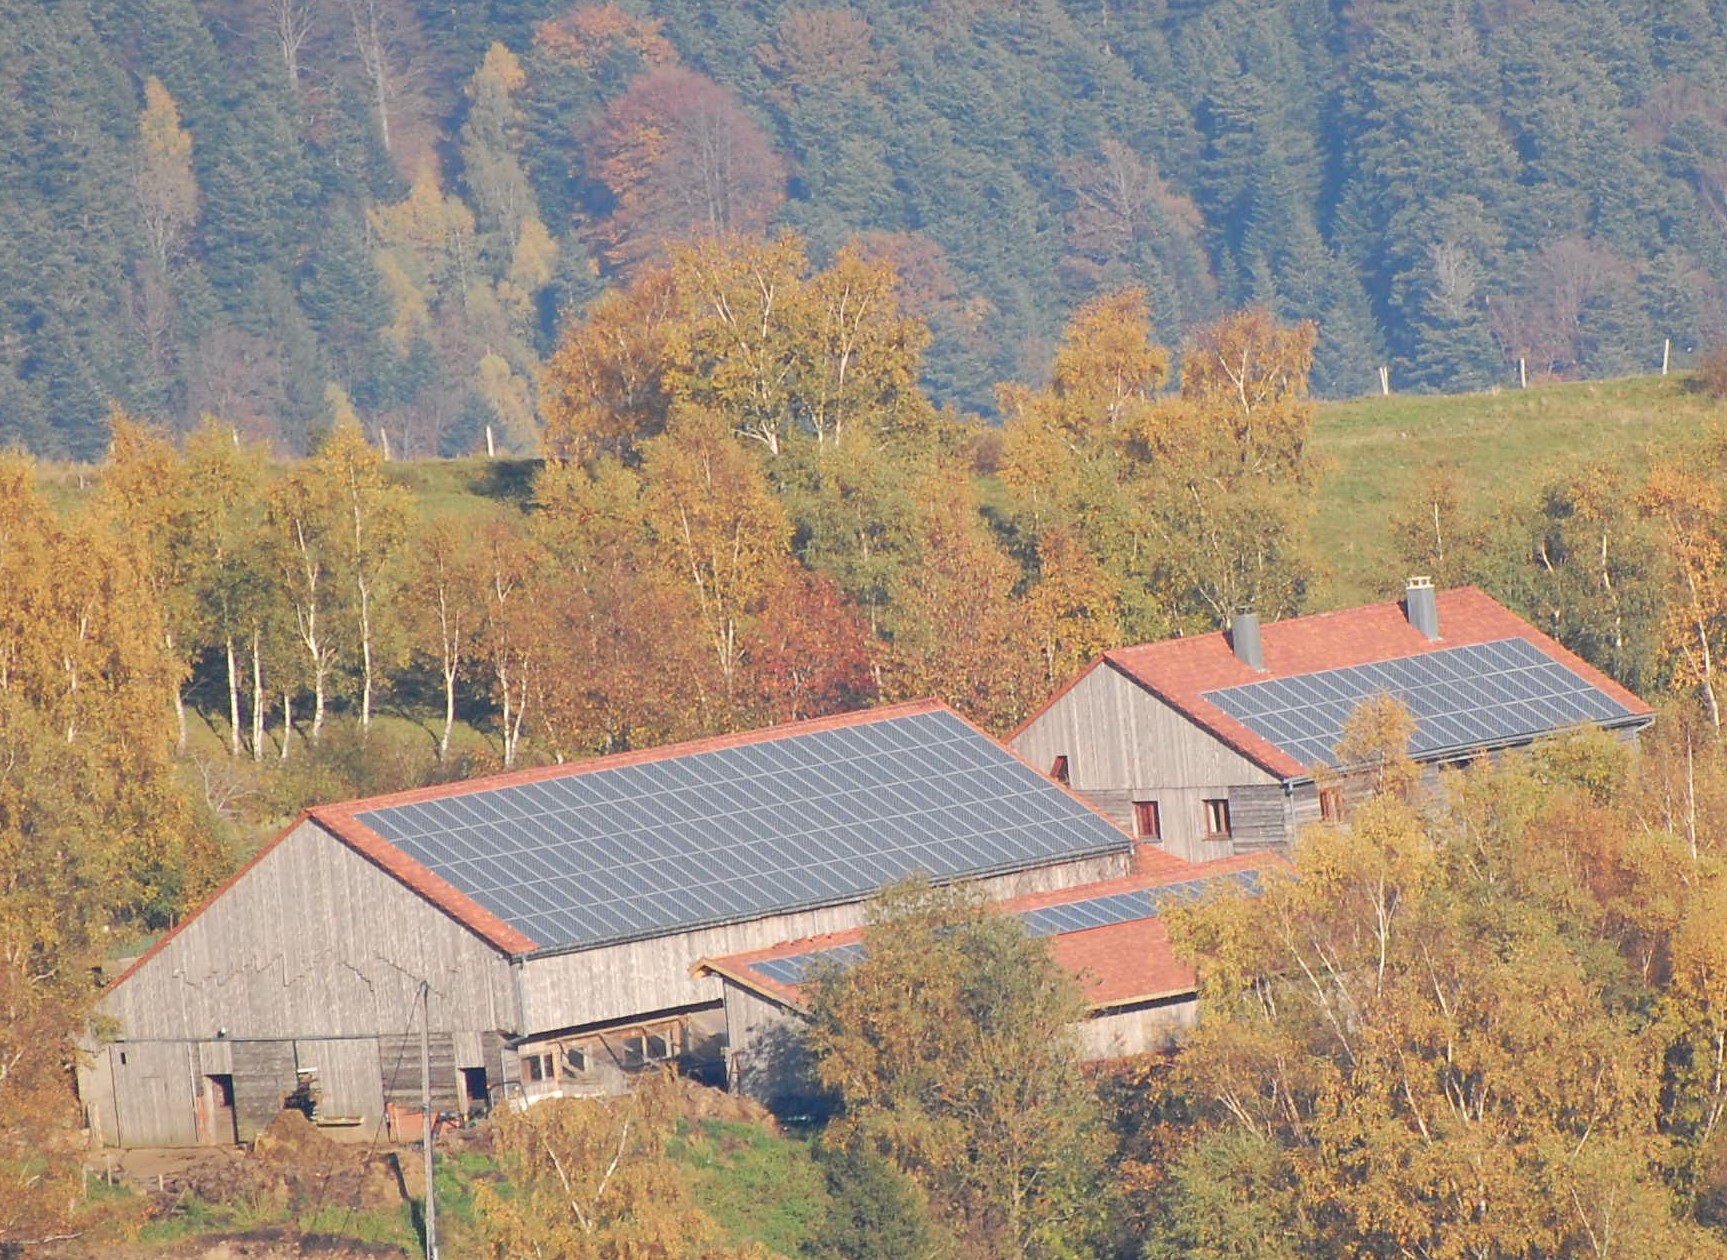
[1013,664,1283,862]
[1075,996,1197,1061]
[101,819,519,1046]
[1227,784,1292,851]
[104,1042,200,1148]
[519,852,1129,1033]
[377,1034,459,1110]
[720,985,810,1106]
[296,1037,387,1123]
[231,1040,298,1141]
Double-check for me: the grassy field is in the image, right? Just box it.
[30,372,1727,613]
[1309,374,1727,605]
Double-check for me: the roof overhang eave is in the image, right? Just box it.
[1276,711,1657,788]
[514,839,1135,962]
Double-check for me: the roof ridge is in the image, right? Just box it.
[309,698,953,821]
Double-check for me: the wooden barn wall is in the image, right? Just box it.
[519,851,1129,1033]
[1013,666,1282,862]
[107,1042,199,1148]
[723,981,1199,1108]
[296,1037,388,1122]
[377,1034,459,1109]
[101,820,519,1047]
[1227,784,1290,851]
[77,1052,121,1146]
[1076,997,1197,1062]
[720,984,809,1107]
[231,1040,298,1141]
[88,1035,398,1147]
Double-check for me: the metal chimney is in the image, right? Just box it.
[1405,576,1439,640]
[1229,611,1265,671]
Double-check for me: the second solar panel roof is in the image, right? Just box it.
[1201,638,1633,769]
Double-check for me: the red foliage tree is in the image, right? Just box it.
[743,568,877,724]
[584,66,786,273]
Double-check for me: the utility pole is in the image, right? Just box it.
[420,980,438,1260]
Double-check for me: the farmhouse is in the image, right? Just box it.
[696,847,1277,1108]
[83,700,1134,1147]
[1010,580,1655,863]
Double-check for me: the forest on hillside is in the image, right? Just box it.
[7,0,1727,458]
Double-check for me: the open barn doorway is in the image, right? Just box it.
[199,1074,238,1145]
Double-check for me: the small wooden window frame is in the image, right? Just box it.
[1203,797,1232,838]
[1133,799,1161,841]
[1050,755,1070,785]
[1319,786,1345,822]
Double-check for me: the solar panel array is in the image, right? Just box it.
[353,709,1130,952]
[749,868,1262,988]
[1201,637,1633,769]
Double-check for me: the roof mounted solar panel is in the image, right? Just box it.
[745,868,1263,989]
[1202,638,1634,770]
[349,709,1132,954]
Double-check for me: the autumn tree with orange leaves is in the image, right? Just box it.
[583,66,786,273]
[0,456,220,1256]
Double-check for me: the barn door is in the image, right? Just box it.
[229,1040,299,1141]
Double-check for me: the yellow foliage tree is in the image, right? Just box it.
[641,406,793,695]
[135,76,198,269]
[474,1073,765,1260]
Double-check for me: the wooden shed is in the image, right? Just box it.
[696,848,1279,1110]
[85,700,1135,1146]
[1009,582,1655,863]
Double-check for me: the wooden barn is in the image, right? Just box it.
[696,848,1277,1109]
[84,700,1135,1147]
[1010,581,1655,863]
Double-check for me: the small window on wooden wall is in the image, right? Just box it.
[1319,787,1345,822]
[1203,798,1232,838]
[1050,755,1070,785]
[1133,800,1161,841]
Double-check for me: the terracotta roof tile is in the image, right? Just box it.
[696,852,1281,1012]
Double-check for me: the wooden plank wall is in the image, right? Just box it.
[295,1037,386,1122]
[1076,998,1198,1061]
[377,1034,459,1110]
[1228,784,1291,851]
[77,1053,121,1146]
[518,851,1129,1033]
[231,1040,298,1142]
[109,1042,199,1148]
[1013,664,1285,862]
[721,984,812,1107]
[101,820,518,1046]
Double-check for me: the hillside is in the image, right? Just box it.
[360,372,1727,614]
[1310,373,1727,604]
[5,0,1727,458]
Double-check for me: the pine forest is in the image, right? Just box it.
[7,0,1727,458]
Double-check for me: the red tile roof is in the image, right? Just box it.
[695,850,1282,1013]
[1011,586,1654,780]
